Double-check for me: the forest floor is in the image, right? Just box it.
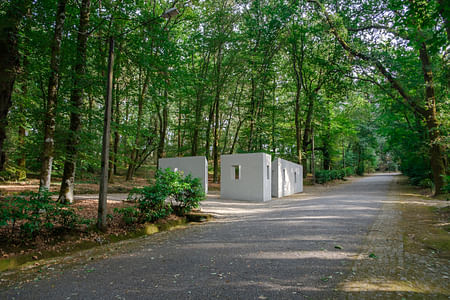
[0,173,151,195]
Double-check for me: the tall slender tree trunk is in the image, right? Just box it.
[323,103,331,170]
[271,82,276,154]
[191,96,201,156]
[17,51,30,179]
[419,43,446,194]
[177,99,182,156]
[230,119,243,154]
[0,0,32,171]
[156,105,168,168]
[156,84,169,168]
[222,83,239,154]
[342,142,346,168]
[291,33,305,164]
[293,70,302,164]
[204,103,215,159]
[108,80,118,180]
[191,52,211,156]
[212,96,220,183]
[323,137,331,170]
[58,0,91,203]
[97,36,114,231]
[301,95,314,177]
[212,44,224,183]
[247,77,256,152]
[126,72,149,180]
[113,87,120,175]
[39,0,68,192]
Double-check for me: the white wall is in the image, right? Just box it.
[220,153,272,202]
[271,158,303,197]
[158,156,208,194]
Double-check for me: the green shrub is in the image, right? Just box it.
[399,153,431,186]
[419,178,433,188]
[442,175,450,194]
[118,169,206,224]
[113,206,139,225]
[174,175,205,216]
[315,168,353,184]
[356,164,365,176]
[0,191,91,239]
[343,167,355,176]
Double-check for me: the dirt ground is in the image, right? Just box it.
[0,174,151,195]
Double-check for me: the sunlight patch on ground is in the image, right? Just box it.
[340,279,425,293]
[245,250,355,260]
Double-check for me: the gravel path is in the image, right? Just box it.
[2,174,395,299]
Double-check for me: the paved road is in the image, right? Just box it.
[2,174,395,299]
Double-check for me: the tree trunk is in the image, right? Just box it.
[294,70,302,164]
[323,107,331,170]
[419,43,446,195]
[156,106,168,168]
[222,83,239,154]
[126,72,149,180]
[156,84,169,169]
[39,0,68,192]
[342,142,346,168]
[97,36,114,231]
[58,0,91,203]
[212,96,220,183]
[290,29,306,163]
[177,99,182,156]
[247,77,256,152]
[113,87,120,175]
[301,95,314,177]
[357,145,364,175]
[0,0,32,171]
[230,119,243,154]
[191,97,201,156]
[204,103,215,159]
[17,54,29,179]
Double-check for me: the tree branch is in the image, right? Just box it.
[308,0,427,118]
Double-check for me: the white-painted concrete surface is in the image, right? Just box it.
[220,153,272,202]
[271,158,303,197]
[158,156,208,194]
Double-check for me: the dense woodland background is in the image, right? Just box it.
[0,0,448,202]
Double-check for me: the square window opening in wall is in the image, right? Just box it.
[232,165,240,180]
[267,165,270,180]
